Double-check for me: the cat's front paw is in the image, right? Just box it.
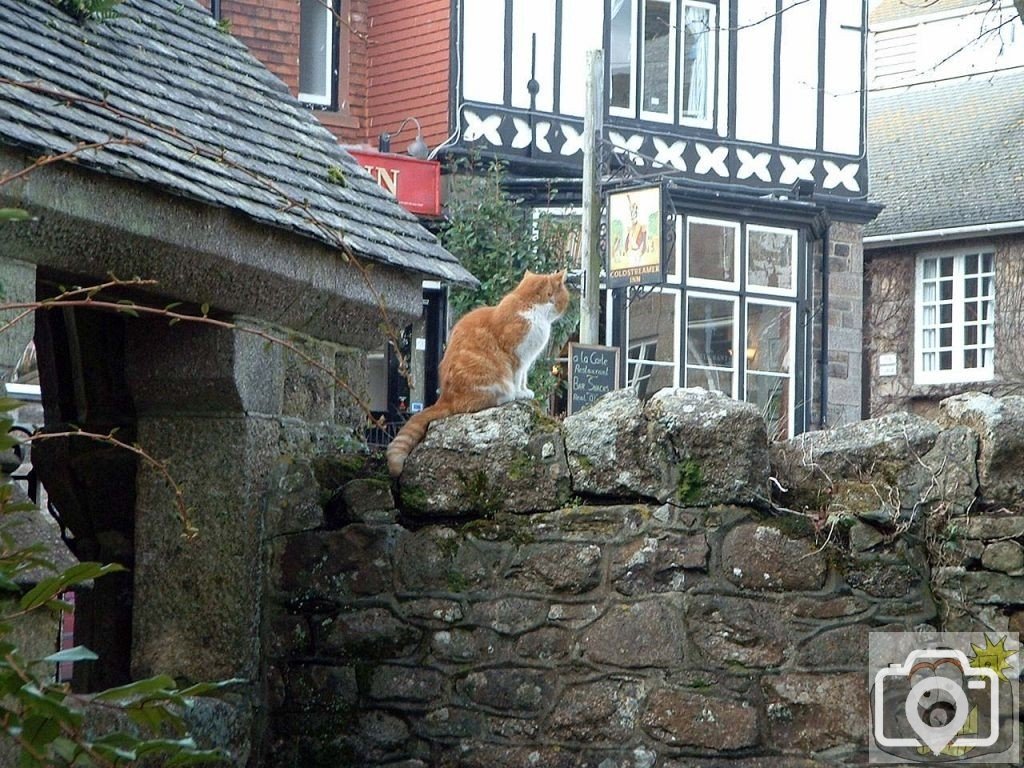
[516,388,535,400]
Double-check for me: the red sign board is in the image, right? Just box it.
[349,149,442,218]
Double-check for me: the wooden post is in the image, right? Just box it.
[579,49,604,345]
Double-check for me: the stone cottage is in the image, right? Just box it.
[0,0,472,762]
[864,0,1024,416]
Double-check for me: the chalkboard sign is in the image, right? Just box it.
[568,343,620,415]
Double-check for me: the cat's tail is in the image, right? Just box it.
[386,403,453,477]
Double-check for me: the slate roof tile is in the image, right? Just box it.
[0,0,474,285]
[865,69,1024,238]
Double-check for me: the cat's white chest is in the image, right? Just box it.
[516,302,556,362]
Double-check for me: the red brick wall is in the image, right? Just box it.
[364,0,451,152]
[199,0,371,143]
[193,0,452,150]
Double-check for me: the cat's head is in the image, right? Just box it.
[522,270,571,317]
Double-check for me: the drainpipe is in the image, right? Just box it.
[211,0,221,19]
[818,218,831,429]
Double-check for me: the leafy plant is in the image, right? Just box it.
[440,158,581,399]
[0,397,236,766]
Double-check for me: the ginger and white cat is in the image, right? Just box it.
[386,270,571,477]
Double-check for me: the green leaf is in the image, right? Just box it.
[43,645,98,664]
[0,208,32,222]
[92,674,176,702]
[0,398,26,412]
[177,678,245,697]
[19,562,126,611]
[20,714,60,752]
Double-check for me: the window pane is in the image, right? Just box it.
[940,327,952,347]
[923,259,937,279]
[746,303,791,374]
[922,283,936,303]
[681,4,711,120]
[686,294,734,396]
[964,349,977,369]
[746,373,789,440]
[610,0,635,110]
[940,257,953,277]
[688,220,736,283]
[642,0,672,116]
[300,0,332,100]
[965,325,977,345]
[940,350,952,369]
[965,277,977,298]
[940,304,952,324]
[982,252,994,273]
[965,253,978,274]
[940,280,953,301]
[628,291,678,396]
[747,228,795,293]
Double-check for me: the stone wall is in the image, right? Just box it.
[264,388,1024,767]
[864,235,1024,418]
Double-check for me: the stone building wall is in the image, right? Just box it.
[865,235,1024,418]
[263,388,1024,767]
[808,221,865,429]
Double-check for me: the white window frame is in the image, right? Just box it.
[639,0,677,124]
[298,0,336,106]
[625,287,682,390]
[685,215,740,290]
[610,0,639,117]
[746,224,798,298]
[684,291,739,398]
[744,297,796,439]
[678,0,716,128]
[609,0,718,127]
[914,249,996,386]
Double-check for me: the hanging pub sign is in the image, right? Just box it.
[606,183,665,288]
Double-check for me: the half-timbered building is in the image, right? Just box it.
[213,0,882,435]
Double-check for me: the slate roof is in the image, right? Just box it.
[865,68,1024,239]
[0,0,475,285]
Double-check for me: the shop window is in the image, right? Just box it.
[915,251,995,385]
[745,300,793,440]
[685,293,736,396]
[299,0,339,107]
[626,290,679,395]
[686,217,739,288]
[610,0,717,126]
[747,225,797,296]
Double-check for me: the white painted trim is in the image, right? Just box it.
[685,215,741,291]
[864,220,1024,247]
[746,223,799,298]
[913,249,996,386]
[639,0,677,124]
[744,296,797,438]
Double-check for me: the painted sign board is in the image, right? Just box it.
[349,149,442,217]
[607,184,664,287]
[568,343,619,415]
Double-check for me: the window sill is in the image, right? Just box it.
[907,379,995,401]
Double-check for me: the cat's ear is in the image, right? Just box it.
[554,270,566,283]
[524,269,536,278]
